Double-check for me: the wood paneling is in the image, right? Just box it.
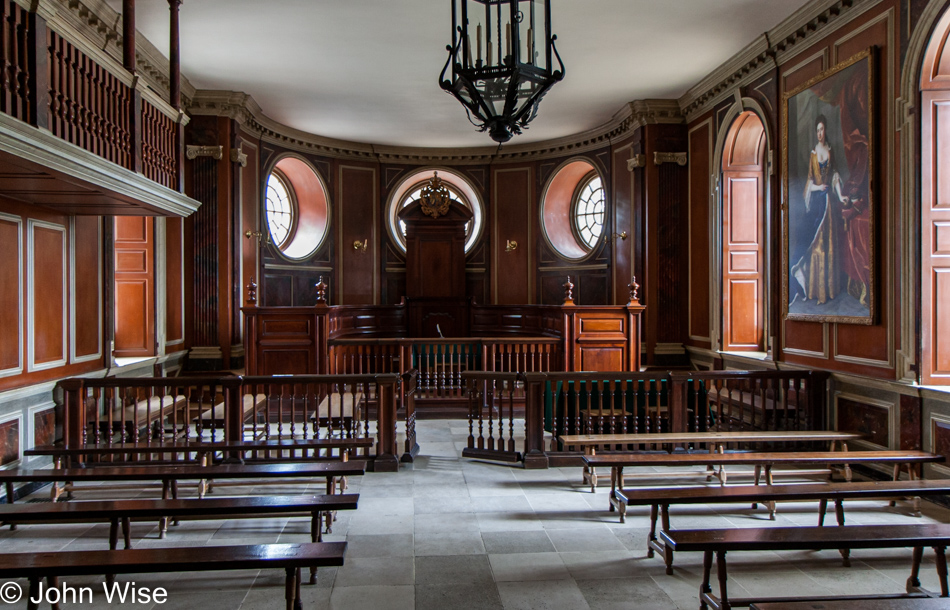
[933,418,950,464]
[0,214,21,374]
[688,121,711,343]
[0,417,18,467]
[72,216,101,361]
[29,221,66,369]
[33,406,58,448]
[165,216,184,347]
[612,144,634,304]
[837,397,889,448]
[114,216,154,357]
[922,92,950,382]
[494,167,532,304]
[900,394,922,451]
[339,165,376,305]
[239,137,259,310]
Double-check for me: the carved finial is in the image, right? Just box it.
[628,275,640,305]
[563,275,575,306]
[247,277,257,305]
[315,276,328,305]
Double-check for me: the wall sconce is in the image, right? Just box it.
[245,230,264,243]
[611,231,628,241]
[353,239,368,253]
[505,240,518,253]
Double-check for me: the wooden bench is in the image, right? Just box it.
[751,598,949,609]
[583,451,945,507]
[0,541,346,610]
[0,494,357,584]
[612,479,950,573]
[560,431,864,491]
[662,524,950,610]
[0,461,366,507]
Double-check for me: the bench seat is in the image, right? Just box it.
[0,541,346,610]
[613,479,950,573]
[662,524,950,610]
[751,598,948,610]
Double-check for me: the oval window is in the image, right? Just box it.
[386,169,484,253]
[264,156,330,261]
[541,160,605,260]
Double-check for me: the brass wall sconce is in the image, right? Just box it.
[353,239,368,253]
[505,240,518,252]
[611,231,628,241]
[245,230,264,243]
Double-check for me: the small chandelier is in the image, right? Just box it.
[439,0,565,143]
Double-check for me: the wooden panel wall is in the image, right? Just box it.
[776,3,897,377]
[338,164,376,305]
[688,120,712,347]
[114,216,154,357]
[239,134,260,310]
[612,139,635,305]
[165,216,184,351]
[493,166,533,305]
[0,197,102,391]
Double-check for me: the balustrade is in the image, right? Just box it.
[142,100,177,189]
[0,1,31,122]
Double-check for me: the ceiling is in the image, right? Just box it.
[109,0,813,149]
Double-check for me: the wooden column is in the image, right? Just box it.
[123,0,136,73]
[168,0,181,110]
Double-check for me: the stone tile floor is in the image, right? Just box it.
[1,420,948,609]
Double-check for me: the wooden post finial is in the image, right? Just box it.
[246,277,257,305]
[563,275,575,305]
[628,275,640,305]
[315,276,328,305]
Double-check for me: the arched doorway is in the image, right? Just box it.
[920,5,950,384]
[720,111,767,352]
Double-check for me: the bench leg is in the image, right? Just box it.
[109,518,119,550]
[907,546,925,592]
[122,517,132,549]
[284,567,298,610]
[310,511,321,585]
[159,480,169,538]
[27,577,39,610]
[818,499,827,526]
[647,504,658,558]
[700,550,713,610]
[48,576,60,610]
[936,545,948,597]
[659,504,675,574]
[716,550,730,610]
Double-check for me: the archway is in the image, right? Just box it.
[720,111,766,352]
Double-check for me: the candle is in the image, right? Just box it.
[506,22,511,59]
[476,24,482,64]
[527,27,532,63]
[487,33,493,65]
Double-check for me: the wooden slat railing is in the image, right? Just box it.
[141,100,177,189]
[47,30,132,169]
[58,373,402,471]
[0,1,31,123]
[462,372,522,463]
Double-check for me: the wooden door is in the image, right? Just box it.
[721,112,765,352]
[114,217,155,357]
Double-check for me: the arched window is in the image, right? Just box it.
[265,171,295,248]
[262,156,330,262]
[386,169,484,253]
[573,173,605,250]
[720,110,766,353]
[919,7,950,385]
[541,159,605,261]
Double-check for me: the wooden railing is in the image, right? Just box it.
[48,30,132,168]
[328,337,561,398]
[141,100,178,189]
[462,372,522,463]
[0,1,31,123]
[485,369,830,468]
[58,373,407,471]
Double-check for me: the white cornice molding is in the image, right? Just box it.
[190,91,684,163]
[678,0,876,121]
[0,113,201,217]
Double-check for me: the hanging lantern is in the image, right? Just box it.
[439,0,565,143]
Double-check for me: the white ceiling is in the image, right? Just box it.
[110,0,812,149]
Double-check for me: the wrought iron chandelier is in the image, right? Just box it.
[439,0,565,143]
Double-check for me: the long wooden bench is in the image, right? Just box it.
[611,479,950,573]
[0,461,366,506]
[583,451,945,507]
[561,431,864,491]
[0,494,357,584]
[0,541,346,610]
[662,524,950,610]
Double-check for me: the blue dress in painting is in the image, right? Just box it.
[790,150,841,306]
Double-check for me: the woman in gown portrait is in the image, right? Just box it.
[790,114,849,307]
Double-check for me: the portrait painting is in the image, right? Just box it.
[783,49,875,325]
